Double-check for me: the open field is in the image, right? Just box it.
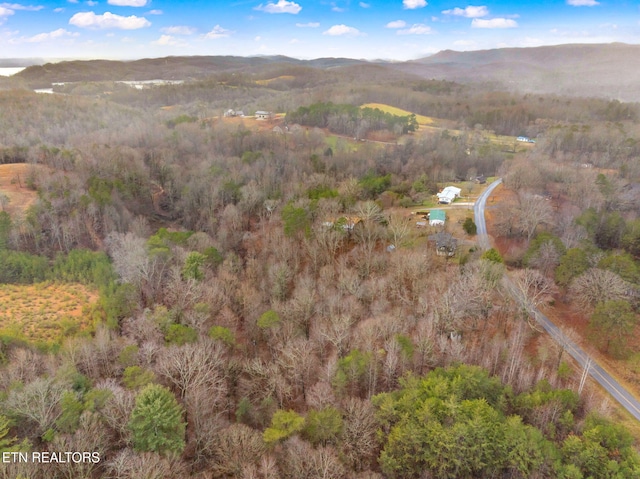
[255,75,295,85]
[0,163,39,216]
[360,102,435,126]
[0,282,98,345]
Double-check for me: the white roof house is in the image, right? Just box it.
[255,110,273,120]
[436,186,461,204]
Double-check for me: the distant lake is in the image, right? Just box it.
[0,67,26,76]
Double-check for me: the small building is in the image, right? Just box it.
[323,216,362,231]
[475,175,487,184]
[429,231,458,257]
[224,109,245,117]
[436,186,461,204]
[255,110,273,120]
[428,209,446,226]
[517,136,536,143]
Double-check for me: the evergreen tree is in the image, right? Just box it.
[128,384,186,455]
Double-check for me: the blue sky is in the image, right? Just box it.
[1,0,639,60]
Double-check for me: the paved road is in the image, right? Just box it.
[474,179,640,421]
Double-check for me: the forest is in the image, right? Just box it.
[1,57,640,478]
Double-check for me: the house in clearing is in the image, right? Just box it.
[255,110,273,120]
[428,209,446,227]
[224,109,245,117]
[437,186,461,204]
[323,216,362,231]
[429,231,458,257]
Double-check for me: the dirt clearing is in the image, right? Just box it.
[0,163,39,216]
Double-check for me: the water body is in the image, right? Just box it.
[0,67,26,76]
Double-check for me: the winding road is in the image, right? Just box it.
[474,179,640,421]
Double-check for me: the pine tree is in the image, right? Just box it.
[128,384,186,455]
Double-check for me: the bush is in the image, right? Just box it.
[481,248,504,264]
[462,217,477,235]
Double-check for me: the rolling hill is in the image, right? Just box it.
[396,43,640,102]
[9,43,640,102]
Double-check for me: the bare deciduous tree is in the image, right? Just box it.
[316,314,353,358]
[99,379,136,446]
[3,377,66,436]
[155,339,227,401]
[518,192,554,241]
[509,268,557,319]
[210,424,266,478]
[281,437,346,479]
[341,398,379,472]
[106,449,188,479]
[569,268,630,311]
[528,239,562,277]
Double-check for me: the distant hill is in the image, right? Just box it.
[14,55,368,88]
[11,43,640,102]
[396,43,640,102]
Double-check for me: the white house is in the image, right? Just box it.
[436,186,461,205]
[255,111,273,120]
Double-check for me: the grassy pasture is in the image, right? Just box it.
[360,103,435,126]
[0,282,98,346]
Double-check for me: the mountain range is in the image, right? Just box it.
[8,42,640,102]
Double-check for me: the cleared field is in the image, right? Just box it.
[0,163,39,216]
[255,75,295,85]
[360,103,435,126]
[0,282,98,345]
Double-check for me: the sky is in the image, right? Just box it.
[0,0,639,61]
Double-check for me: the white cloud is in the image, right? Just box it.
[67,0,78,3]
[1,3,44,11]
[296,22,319,27]
[323,24,363,36]
[471,18,517,28]
[386,20,406,28]
[332,5,345,12]
[161,25,195,35]
[254,35,261,41]
[152,34,188,46]
[255,0,301,14]
[203,24,232,39]
[107,0,147,6]
[25,28,77,42]
[69,11,151,29]
[442,6,488,18]
[54,7,64,12]
[397,23,432,35]
[148,9,162,14]
[289,38,299,43]
[0,6,14,22]
[567,0,599,5]
[359,2,370,7]
[403,0,426,9]
[86,1,97,5]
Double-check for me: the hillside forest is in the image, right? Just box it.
[1,58,640,478]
